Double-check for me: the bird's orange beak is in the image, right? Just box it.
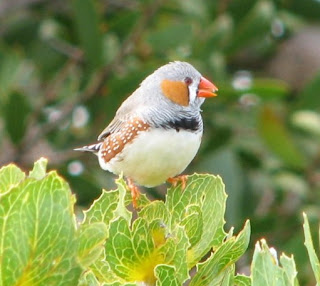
[197,76,218,98]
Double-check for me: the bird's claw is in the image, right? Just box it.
[127,178,140,208]
[167,175,188,190]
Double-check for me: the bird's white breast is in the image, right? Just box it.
[98,128,202,187]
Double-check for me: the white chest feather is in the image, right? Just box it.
[98,128,202,187]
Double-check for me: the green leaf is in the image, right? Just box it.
[72,0,103,70]
[90,257,122,284]
[29,157,48,180]
[138,200,169,224]
[114,176,136,220]
[296,71,320,110]
[219,265,235,286]
[303,212,320,284]
[82,177,151,284]
[82,189,122,225]
[79,269,138,286]
[250,78,290,99]
[280,254,299,286]
[103,282,137,286]
[251,239,278,286]
[251,239,298,286]
[79,177,135,270]
[164,225,190,283]
[189,220,250,286]
[105,217,162,284]
[0,164,25,195]
[258,105,307,169]
[155,265,180,286]
[3,91,31,145]
[0,162,81,285]
[0,52,21,99]
[197,148,244,226]
[78,271,100,286]
[105,216,190,285]
[228,1,275,53]
[180,204,203,246]
[192,264,236,286]
[82,176,131,226]
[205,14,234,51]
[124,205,190,282]
[138,174,230,283]
[147,23,192,53]
[234,274,251,286]
[166,174,227,267]
[78,222,108,267]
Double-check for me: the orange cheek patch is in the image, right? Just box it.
[161,80,189,106]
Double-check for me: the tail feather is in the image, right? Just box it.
[74,142,102,153]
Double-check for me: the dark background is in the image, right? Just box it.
[0,0,320,284]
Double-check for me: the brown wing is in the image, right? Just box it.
[100,117,150,163]
[97,94,139,141]
[97,117,126,141]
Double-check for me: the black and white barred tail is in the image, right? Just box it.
[74,142,103,154]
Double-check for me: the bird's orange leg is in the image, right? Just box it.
[167,175,188,190]
[127,178,140,208]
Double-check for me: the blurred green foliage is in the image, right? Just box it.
[0,0,320,284]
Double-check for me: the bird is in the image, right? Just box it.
[75,61,218,207]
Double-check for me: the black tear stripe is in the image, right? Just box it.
[159,117,202,132]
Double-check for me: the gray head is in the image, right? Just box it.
[138,61,217,110]
[113,61,218,131]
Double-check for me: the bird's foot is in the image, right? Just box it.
[127,178,140,208]
[167,175,188,190]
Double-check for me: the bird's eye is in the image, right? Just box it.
[184,77,193,85]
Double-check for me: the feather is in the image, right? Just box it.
[74,142,103,153]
